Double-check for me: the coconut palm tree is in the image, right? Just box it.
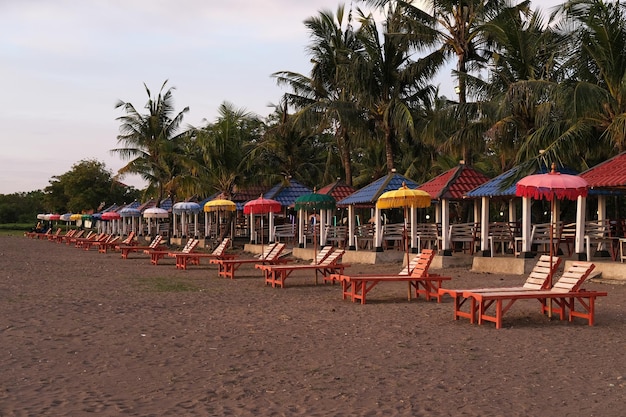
[112,80,190,205]
[273,5,364,186]
[186,102,262,199]
[353,4,440,173]
[519,0,626,170]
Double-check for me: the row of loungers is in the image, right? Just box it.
[26,229,608,329]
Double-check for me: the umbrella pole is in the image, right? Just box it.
[548,199,555,319]
[404,206,411,301]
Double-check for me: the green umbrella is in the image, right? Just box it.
[294,191,336,259]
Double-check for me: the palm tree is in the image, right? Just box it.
[273,5,364,186]
[112,80,190,205]
[187,102,262,199]
[519,0,626,170]
[353,4,440,173]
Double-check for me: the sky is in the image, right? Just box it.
[0,0,563,195]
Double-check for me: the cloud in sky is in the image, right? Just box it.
[0,0,563,194]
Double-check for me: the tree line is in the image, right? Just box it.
[3,0,625,222]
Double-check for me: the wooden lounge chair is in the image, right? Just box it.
[119,235,165,259]
[50,228,75,243]
[80,233,112,250]
[210,243,288,279]
[148,238,199,266]
[256,247,349,288]
[331,249,451,304]
[439,255,562,323]
[96,232,134,253]
[465,261,606,329]
[170,238,237,270]
[45,228,62,241]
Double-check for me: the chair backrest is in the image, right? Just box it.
[148,235,164,249]
[319,249,345,266]
[121,231,136,245]
[523,255,562,290]
[211,238,231,256]
[264,243,286,260]
[257,242,279,260]
[399,252,428,275]
[182,238,199,254]
[489,222,514,240]
[409,249,436,278]
[550,261,595,293]
[311,246,335,265]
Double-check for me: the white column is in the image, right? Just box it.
[481,196,489,252]
[298,209,305,247]
[269,212,275,242]
[441,199,450,252]
[521,196,532,253]
[374,206,382,250]
[347,205,355,249]
[575,196,586,257]
[319,210,326,247]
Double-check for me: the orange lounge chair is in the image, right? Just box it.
[148,238,199,266]
[257,247,349,288]
[170,238,236,270]
[48,228,75,243]
[438,255,562,323]
[119,235,165,259]
[330,249,450,304]
[210,243,288,279]
[79,233,110,250]
[94,232,135,253]
[465,261,606,329]
[44,228,62,241]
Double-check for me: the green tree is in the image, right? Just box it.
[42,159,139,213]
[187,102,263,198]
[0,190,45,224]
[273,5,364,186]
[354,4,440,173]
[112,80,190,205]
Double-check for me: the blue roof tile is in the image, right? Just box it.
[466,164,579,198]
[337,173,419,206]
[264,179,312,207]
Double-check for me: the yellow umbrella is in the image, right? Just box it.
[204,199,237,239]
[376,182,432,277]
[204,199,237,212]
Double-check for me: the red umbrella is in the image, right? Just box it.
[515,163,589,316]
[243,195,282,253]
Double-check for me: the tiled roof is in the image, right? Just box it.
[136,199,157,212]
[580,152,626,189]
[264,179,312,207]
[466,164,579,198]
[337,172,419,207]
[418,164,490,200]
[317,178,356,202]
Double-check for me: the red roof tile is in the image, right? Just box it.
[580,152,626,189]
[417,164,491,200]
[317,179,356,202]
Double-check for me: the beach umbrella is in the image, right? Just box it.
[295,191,336,259]
[70,214,82,221]
[515,163,588,316]
[204,199,237,212]
[172,202,201,237]
[119,207,142,235]
[101,211,121,235]
[59,213,73,231]
[376,182,432,274]
[244,195,281,253]
[204,199,237,238]
[143,207,169,236]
